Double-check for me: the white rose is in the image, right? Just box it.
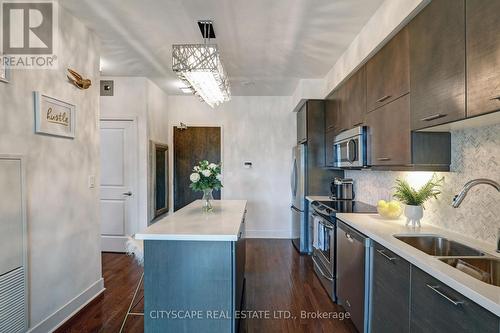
[209,163,217,170]
[190,173,200,182]
[202,169,211,177]
[216,174,223,181]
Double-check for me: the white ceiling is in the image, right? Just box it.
[61,0,384,96]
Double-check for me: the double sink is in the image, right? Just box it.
[394,235,500,287]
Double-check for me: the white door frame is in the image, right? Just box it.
[100,117,139,252]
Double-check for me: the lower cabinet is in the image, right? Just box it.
[410,266,499,333]
[370,243,500,333]
[371,242,410,333]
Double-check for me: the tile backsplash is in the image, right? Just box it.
[346,124,500,245]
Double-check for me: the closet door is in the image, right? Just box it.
[0,158,24,274]
[0,156,27,333]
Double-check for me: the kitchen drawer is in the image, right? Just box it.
[410,266,499,333]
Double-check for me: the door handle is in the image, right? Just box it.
[123,191,133,196]
[376,95,392,103]
[426,284,464,306]
[377,157,391,161]
[376,249,397,262]
[420,113,447,122]
[345,232,354,242]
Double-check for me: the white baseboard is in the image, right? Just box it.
[28,278,105,333]
[101,235,128,252]
[244,229,291,239]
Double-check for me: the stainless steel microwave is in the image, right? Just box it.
[333,126,368,168]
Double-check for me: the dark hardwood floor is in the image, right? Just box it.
[56,239,357,333]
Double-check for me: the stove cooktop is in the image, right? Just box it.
[312,200,377,217]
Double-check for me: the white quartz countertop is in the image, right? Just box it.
[336,213,500,317]
[135,200,247,241]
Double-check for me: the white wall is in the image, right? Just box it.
[167,96,295,238]
[100,77,169,230]
[0,5,102,332]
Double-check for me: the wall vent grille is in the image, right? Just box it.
[0,267,27,333]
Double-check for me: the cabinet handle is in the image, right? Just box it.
[376,249,397,262]
[489,96,500,101]
[376,95,392,103]
[312,256,334,282]
[426,284,464,306]
[377,157,391,161]
[420,113,447,122]
[345,232,354,242]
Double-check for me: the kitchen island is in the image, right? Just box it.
[135,200,247,333]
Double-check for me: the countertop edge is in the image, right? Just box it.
[336,213,500,317]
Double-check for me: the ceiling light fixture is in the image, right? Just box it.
[172,20,231,108]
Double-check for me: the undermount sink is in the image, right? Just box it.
[394,235,485,257]
[440,257,500,287]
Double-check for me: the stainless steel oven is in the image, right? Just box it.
[311,209,336,301]
[333,126,368,168]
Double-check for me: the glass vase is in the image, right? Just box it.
[202,188,214,213]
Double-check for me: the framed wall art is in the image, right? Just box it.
[34,92,76,138]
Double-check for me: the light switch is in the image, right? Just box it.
[88,175,96,188]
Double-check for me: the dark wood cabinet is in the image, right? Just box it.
[366,95,411,166]
[325,91,339,131]
[371,243,410,333]
[410,0,466,130]
[366,27,410,112]
[342,66,367,128]
[324,128,335,168]
[410,266,499,333]
[466,0,500,117]
[296,103,307,144]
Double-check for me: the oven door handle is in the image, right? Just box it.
[312,256,333,282]
[318,220,334,230]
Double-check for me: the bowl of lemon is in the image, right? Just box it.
[377,200,403,219]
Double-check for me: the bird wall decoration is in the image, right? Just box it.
[67,68,92,89]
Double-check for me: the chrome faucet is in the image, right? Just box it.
[452,178,500,208]
[452,178,500,253]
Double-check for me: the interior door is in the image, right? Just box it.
[100,120,137,252]
[173,126,221,211]
[0,158,23,275]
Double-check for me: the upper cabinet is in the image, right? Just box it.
[410,0,466,130]
[366,95,411,166]
[325,90,340,131]
[296,103,307,144]
[342,66,367,128]
[366,27,410,112]
[466,0,500,117]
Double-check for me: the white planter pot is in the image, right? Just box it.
[404,205,423,228]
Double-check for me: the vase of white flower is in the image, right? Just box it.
[189,160,223,212]
[201,189,214,212]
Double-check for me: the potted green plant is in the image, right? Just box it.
[189,160,223,212]
[393,175,444,227]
